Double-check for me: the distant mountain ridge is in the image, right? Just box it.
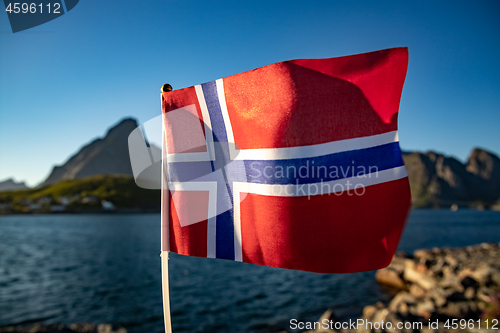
[403,148,500,207]
[0,178,28,192]
[22,117,500,208]
[40,118,139,187]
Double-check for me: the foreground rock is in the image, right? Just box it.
[302,243,500,333]
[373,243,500,321]
[0,323,126,333]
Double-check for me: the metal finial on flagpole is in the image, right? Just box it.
[162,84,173,92]
[161,83,173,333]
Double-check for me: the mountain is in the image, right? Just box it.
[0,178,28,192]
[40,118,139,187]
[37,116,500,208]
[403,148,500,208]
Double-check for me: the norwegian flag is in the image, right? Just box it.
[161,47,411,274]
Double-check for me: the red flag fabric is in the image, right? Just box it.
[161,47,411,273]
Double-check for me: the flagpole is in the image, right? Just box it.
[161,84,173,333]
[161,251,172,333]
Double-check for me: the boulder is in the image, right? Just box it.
[404,261,437,290]
[415,300,435,320]
[461,276,479,290]
[375,268,406,289]
[447,291,466,302]
[362,305,377,319]
[441,266,455,278]
[413,249,431,260]
[372,309,389,328]
[438,302,469,318]
[464,287,475,299]
[427,287,448,308]
[389,291,416,312]
[439,275,464,291]
[409,284,426,299]
[415,263,428,275]
[470,264,493,286]
[387,256,407,274]
[444,254,458,269]
[397,301,409,316]
[491,268,500,286]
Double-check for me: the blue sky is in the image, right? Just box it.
[1,0,499,187]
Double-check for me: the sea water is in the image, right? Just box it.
[0,210,499,332]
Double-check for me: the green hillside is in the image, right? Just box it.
[0,175,160,214]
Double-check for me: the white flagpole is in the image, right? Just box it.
[161,251,172,333]
[161,84,173,333]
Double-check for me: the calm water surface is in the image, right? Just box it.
[0,210,499,332]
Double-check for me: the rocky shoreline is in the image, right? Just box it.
[300,243,500,333]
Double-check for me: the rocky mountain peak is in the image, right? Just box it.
[403,148,500,207]
[466,148,500,180]
[0,178,29,192]
[103,118,138,140]
[40,118,140,187]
